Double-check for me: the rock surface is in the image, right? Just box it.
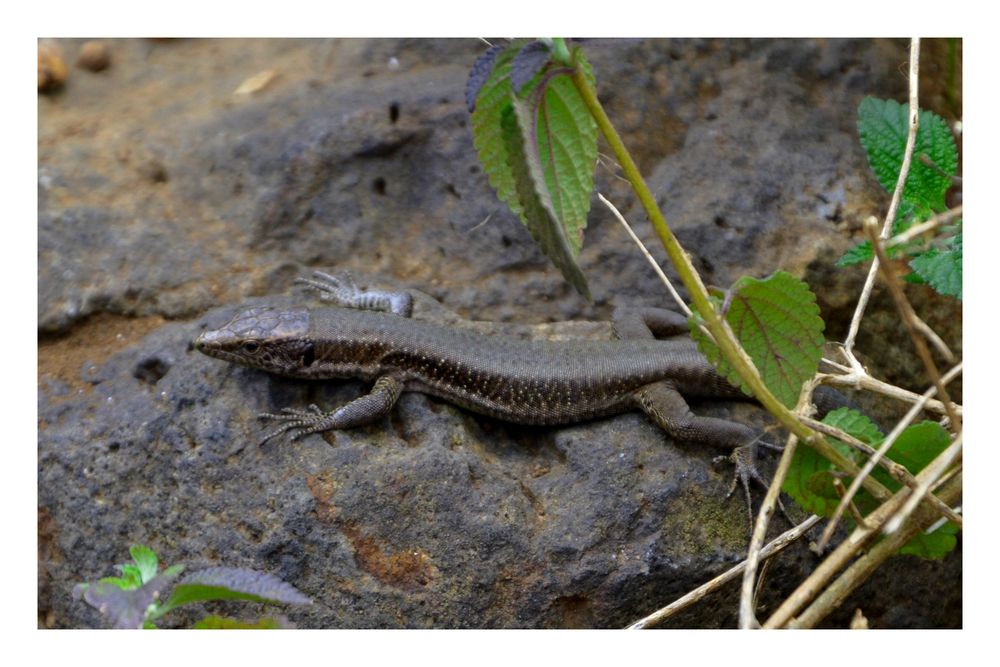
[38,38,961,628]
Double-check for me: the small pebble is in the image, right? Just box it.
[38,41,67,92]
[76,41,111,72]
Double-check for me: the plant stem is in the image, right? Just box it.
[550,38,572,66]
[567,50,888,501]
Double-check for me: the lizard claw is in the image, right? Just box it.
[257,406,335,445]
[295,271,358,303]
[722,440,794,532]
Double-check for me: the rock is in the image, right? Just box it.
[38,38,962,628]
[38,41,67,92]
[76,41,111,72]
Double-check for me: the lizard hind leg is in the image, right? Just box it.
[295,270,414,317]
[633,380,780,530]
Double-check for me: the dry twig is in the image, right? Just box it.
[865,218,962,432]
[598,192,690,316]
[884,205,963,248]
[626,515,822,629]
[783,470,961,628]
[842,38,921,370]
[764,455,961,628]
[739,428,803,627]
[814,362,964,551]
[820,364,961,417]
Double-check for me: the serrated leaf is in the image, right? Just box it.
[465,43,505,112]
[193,615,286,629]
[857,97,958,210]
[783,407,882,516]
[502,99,591,298]
[519,48,598,257]
[836,241,874,267]
[511,41,550,93]
[823,407,885,448]
[910,230,962,299]
[471,43,597,297]
[129,544,159,584]
[690,271,824,408]
[470,40,531,223]
[159,567,312,615]
[782,454,844,517]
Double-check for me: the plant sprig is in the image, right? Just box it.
[75,545,312,629]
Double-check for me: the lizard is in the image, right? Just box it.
[194,271,804,518]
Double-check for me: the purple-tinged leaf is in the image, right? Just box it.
[77,571,180,629]
[162,567,313,612]
[511,41,550,94]
[466,43,505,112]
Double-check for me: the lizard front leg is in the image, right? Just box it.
[258,375,404,445]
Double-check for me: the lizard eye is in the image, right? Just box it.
[241,341,260,354]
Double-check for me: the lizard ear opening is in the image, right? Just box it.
[301,342,315,367]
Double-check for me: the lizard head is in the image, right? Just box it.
[194,305,315,375]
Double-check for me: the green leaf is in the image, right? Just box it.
[898,520,959,560]
[836,241,873,267]
[465,44,504,112]
[895,441,959,558]
[470,41,532,223]
[783,407,882,516]
[117,564,144,590]
[909,230,962,299]
[129,544,159,584]
[519,47,598,257]
[871,420,951,492]
[95,576,134,590]
[857,97,958,210]
[470,42,597,298]
[690,271,825,408]
[502,99,591,298]
[823,407,885,448]
[193,615,285,629]
[158,567,312,615]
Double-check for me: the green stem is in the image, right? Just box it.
[567,53,889,500]
[550,38,572,66]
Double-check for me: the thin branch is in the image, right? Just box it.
[763,454,961,628]
[626,515,822,629]
[596,152,633,185]
[819,366,962,417]
[739,431,801,628]
[842,38,921,369]
[786,470,962,628]
[911,314,956,363]
[597,192,691,317]
[884,205,963,248]
[865,218,962,432]
[832,477,870,528]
